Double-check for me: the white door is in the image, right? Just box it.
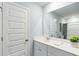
[0,8,2,56]
[3,3,27,56]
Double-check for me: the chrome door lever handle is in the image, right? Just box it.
[25,40,28,42]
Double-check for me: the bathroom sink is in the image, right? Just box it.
[47,38,64,46]
[42,36,64,46]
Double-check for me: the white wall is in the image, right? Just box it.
[16,2,43,56]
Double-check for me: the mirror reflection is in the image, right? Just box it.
[44,3,79,39]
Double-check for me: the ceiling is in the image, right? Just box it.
[34,2,50,7]
[16,2,50,7]
[52,2,79,17]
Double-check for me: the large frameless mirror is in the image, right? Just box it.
[43,2,79,39]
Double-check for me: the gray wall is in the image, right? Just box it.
[16,2,43,55]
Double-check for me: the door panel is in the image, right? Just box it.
[8,44,24,55]
[10,50,25,56]
[8,34,25,41]
[3,3,27,56]
[8,22,25,29]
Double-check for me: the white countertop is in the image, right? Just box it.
[34,36,79,56]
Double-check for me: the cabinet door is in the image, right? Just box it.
[48,46,75,56]
[34,41,47,56]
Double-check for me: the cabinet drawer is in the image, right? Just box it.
[34,41,47,56]
[48,46,75,56]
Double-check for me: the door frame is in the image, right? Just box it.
[0,3,2,56]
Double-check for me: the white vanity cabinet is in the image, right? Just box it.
[34,40,76,56]
[34,41,47,56]
[48,46,75,56]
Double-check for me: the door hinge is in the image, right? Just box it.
[1,36,3,41]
